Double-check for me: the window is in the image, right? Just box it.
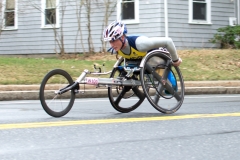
[189,0,211,24]
[41,0,59,28]
[117,0,139,24]
[2,0,18,30]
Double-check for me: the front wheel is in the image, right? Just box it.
[39,69,75,117]
[108,67,145,113]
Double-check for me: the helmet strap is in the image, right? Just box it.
[119,36,126,49]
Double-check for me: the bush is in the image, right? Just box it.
[209,25,240,49]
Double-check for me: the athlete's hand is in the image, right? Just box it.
[172,58,182,67]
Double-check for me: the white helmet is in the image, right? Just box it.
[103,21,127,42]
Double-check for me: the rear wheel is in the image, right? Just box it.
[39,69,75,117]
[140,52,185,114]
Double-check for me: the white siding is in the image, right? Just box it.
[167,0,235,49]
[0,0,237,54]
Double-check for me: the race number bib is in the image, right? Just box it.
[85,78,99,85]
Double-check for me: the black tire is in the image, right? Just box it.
[140,51,185,114]
[39,69,75,117]
[108,62,145,113]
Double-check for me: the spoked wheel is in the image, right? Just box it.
[140,52,185,114]
[39,69,75,117]
[108,65,145,113]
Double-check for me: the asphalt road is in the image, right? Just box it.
[1,94,240,160]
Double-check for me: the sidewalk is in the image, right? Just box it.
[0,81,240,101]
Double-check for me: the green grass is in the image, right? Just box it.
[0,57,115,85]
[0,49,239,85]
[179,49,240,81]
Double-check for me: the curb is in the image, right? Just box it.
[0,87,240,101]
[0,81,240,101]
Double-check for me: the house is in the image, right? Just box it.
[0,0,239,55]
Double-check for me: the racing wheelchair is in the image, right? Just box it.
[39,48,185,117]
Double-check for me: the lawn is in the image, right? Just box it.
[0,49,239,85]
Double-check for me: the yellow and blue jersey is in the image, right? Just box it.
[117,36,146,59]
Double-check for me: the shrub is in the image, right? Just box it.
[209,25,240,49]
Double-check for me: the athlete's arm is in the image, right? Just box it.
[135,36,179,62]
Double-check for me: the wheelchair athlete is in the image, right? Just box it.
[103,20,182,67]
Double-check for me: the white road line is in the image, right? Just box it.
[0,95,240,105]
